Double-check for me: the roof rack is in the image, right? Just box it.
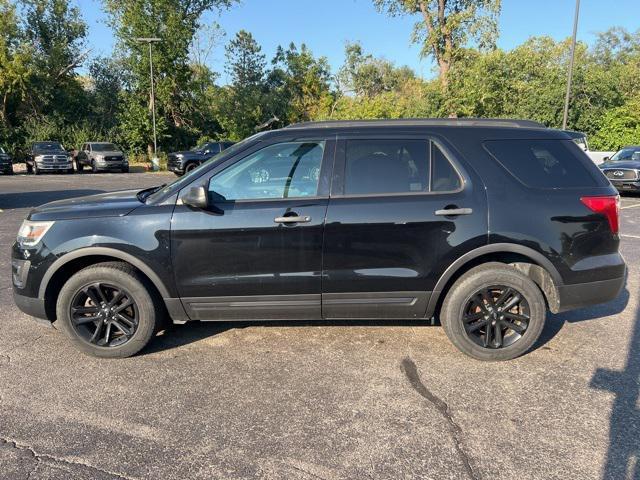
[284,118,547,129]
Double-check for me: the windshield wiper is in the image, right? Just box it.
[136,184,166,202]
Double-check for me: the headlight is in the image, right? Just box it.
[17,220,54,247]
[95,155,105,161]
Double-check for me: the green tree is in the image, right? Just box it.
[267,43,333,124]
[373,0,501,94]
[102,0,236,155]
[20,0,88,119]
[337,42,415,98]
[217,30,267,139]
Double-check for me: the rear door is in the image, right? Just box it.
[322,133,488,319]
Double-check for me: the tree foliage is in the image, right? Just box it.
[0,0,638,159]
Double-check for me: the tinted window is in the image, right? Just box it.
[209,141,324,201]
[484,139,606,189]
[431,143,462,192]
[344,139,460,195]
[33,142,63,152]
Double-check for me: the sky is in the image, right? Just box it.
[81,0,640,82]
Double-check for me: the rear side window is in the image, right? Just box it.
[343,139,461,195]
[484,139,607,189]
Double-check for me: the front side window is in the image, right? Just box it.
[343,139,461,195]
[209,141,325,201]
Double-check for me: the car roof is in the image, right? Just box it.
[285,118,547,130]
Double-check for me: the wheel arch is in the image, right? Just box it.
[40,247,172,320]
[426,243,563,318]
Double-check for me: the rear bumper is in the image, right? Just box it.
[557,272,626,312]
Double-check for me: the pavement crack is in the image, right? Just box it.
[401,357,480,480]
[0,437,135,479]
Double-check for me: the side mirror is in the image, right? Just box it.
[182,186,208,209]
[603,156,610,162]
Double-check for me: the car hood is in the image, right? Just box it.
[171,150,204,159]
[93,150,124,157]
[28,189,143,221]
[600,161,640,170]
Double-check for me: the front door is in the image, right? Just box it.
[171,138,334,321]
[322,135,487,319]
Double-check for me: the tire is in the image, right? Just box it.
[67,168,74,174]
[440,262,546,361]
[121,166,129,173]
[33,163,40,175]
[91,160,98,173]
[76,160,84,172]
[4,168,12,175]
[56,261,161,358]
[26,162,33,174]
[184,162,198,173]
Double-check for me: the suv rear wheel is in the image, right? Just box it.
[440,263,546,361]
[56,262,160,358]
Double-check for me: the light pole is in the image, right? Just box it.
[562,0,581,130]
[135,37,161,167]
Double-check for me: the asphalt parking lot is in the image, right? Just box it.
[0,172,639,480]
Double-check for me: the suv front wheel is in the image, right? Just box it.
[440,263,546,361]
[56,262,161,358]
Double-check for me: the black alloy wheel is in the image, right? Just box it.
[69,282,139,348]
[462,286,530,349]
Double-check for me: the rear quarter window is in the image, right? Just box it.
[483,139,608,189]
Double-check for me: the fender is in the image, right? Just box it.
[425,242,563,318]
[39,246,172,299]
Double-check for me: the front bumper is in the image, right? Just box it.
[36,161,73,171]
[13,291,48,320]
[610,180,640,192]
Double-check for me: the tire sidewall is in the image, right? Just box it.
[56,265,157,358]
[442,265,546,361]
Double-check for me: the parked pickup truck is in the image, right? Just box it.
[26,141,73,174]
[167,141,235,176]
[564,131,615,165]
[0,146,13,175]
[76,142,129,173]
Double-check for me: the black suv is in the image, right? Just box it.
[12,119,626,360]
[167,141,235,176]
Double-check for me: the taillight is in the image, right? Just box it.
[580,195,620,234]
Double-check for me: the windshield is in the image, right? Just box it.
[145,132,266,203]
[610,147,640,162]
[92,143,119,152]
[190,143,209,152]
[33,142,64,151]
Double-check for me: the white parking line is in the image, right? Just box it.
[621,234,640,239]
[621,203,640,210]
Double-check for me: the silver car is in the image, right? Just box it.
[76,142,129,173]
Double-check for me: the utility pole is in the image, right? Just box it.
[135,37,161,168]
[562,0,581,130]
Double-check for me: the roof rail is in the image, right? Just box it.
[284,118,547,129]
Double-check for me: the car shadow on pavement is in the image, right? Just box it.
[535,286,630,350]
[0,190,105,210]
[141,318,433,356]
[590,287,639,480]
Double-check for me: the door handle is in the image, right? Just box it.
[434,207,473,216]
[274,215,311,224]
